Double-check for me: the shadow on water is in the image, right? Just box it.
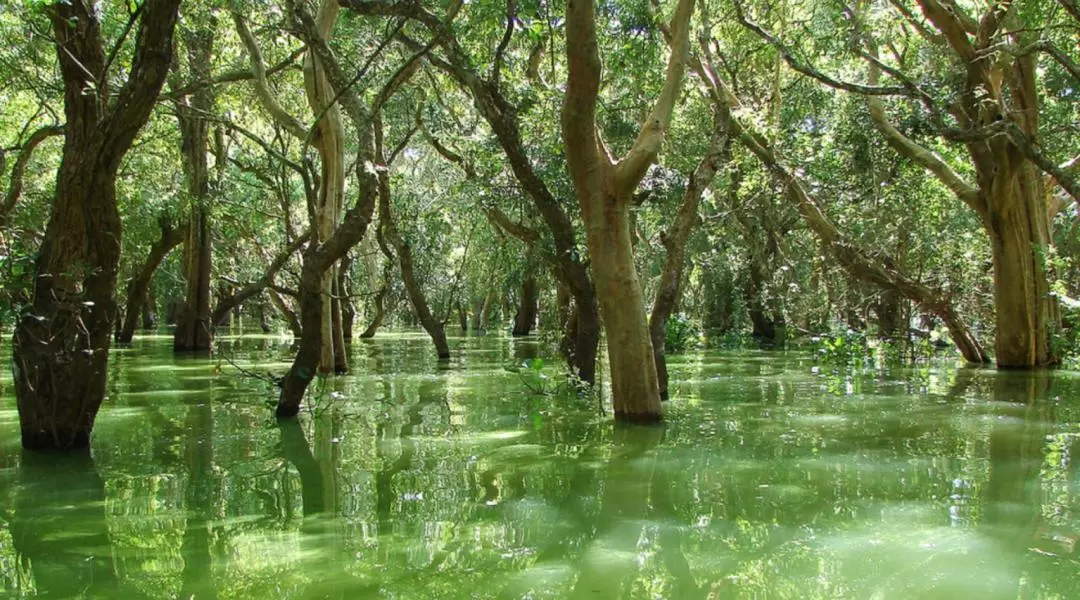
[10,453,118,598]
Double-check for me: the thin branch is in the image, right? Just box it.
[491,0,517,87]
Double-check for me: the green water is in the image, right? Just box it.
[1,332,1078,599]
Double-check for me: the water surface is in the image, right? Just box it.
[1,333,1078,598]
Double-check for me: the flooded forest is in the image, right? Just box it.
[0,0,1079,597]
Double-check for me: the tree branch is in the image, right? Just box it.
[1,124,64,224]
[615,0,695,194]
[233,13,310,140]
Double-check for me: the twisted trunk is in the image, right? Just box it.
[13,0,181,451]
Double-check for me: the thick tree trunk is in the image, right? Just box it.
[985,164,1057,367]
[585,196,662,421]
[173,206,213,351]
[512,275,539,336]
[12,0,180,452]
[117,217,184,343]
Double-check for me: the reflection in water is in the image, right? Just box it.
[10,453,118,598]
[278,420,326,517]
[1,335,1080,598]
[181,402,217,600]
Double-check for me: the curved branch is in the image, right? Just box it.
[491,0,517,87]
[733,0,911,97]
[232,13,310,140]
[865,59,982,213]
[1,124,64,224]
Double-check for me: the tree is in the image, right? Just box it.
[12,0,182,451]
[561,0,694,421]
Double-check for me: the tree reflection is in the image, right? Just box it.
[10,452,118,598]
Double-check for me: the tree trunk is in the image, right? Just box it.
[276,6,409,416]
[373,116,449,359]
[303,0,348,375]
[986,163,1057,367]
[141,288,158,330]
[359,285,387,338]
[512,275,539,336]
[172,24,216,354]
[456,301,469,333]
[12,0,180,452]
[585,195,663,421]
[331,273,348,372]
[649,103,728,399]
[117,216,184,343]
[339,253,355,340]
[562,0,694,420]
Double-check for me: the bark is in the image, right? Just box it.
[375,117,450,359]
[172,23,216,353]
[12,0,181,451]
[117,216,185,343]
[648,103,728,399]
[512,274,539,336]
[562,0,694,421]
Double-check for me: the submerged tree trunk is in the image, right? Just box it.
[12,0,181,451]
[276,6,415,416]
[562,0,694,421]
[172,24,216,353]
[303,0,348,375]
[339,253,355,341]
[858,14,1056,367]
[512,275,539,336]
[376,117,450,360]
[117,216,185,343]
[142,289,158,330]
[648,103,728,400]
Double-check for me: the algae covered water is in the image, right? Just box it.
[1,332,1078,598]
